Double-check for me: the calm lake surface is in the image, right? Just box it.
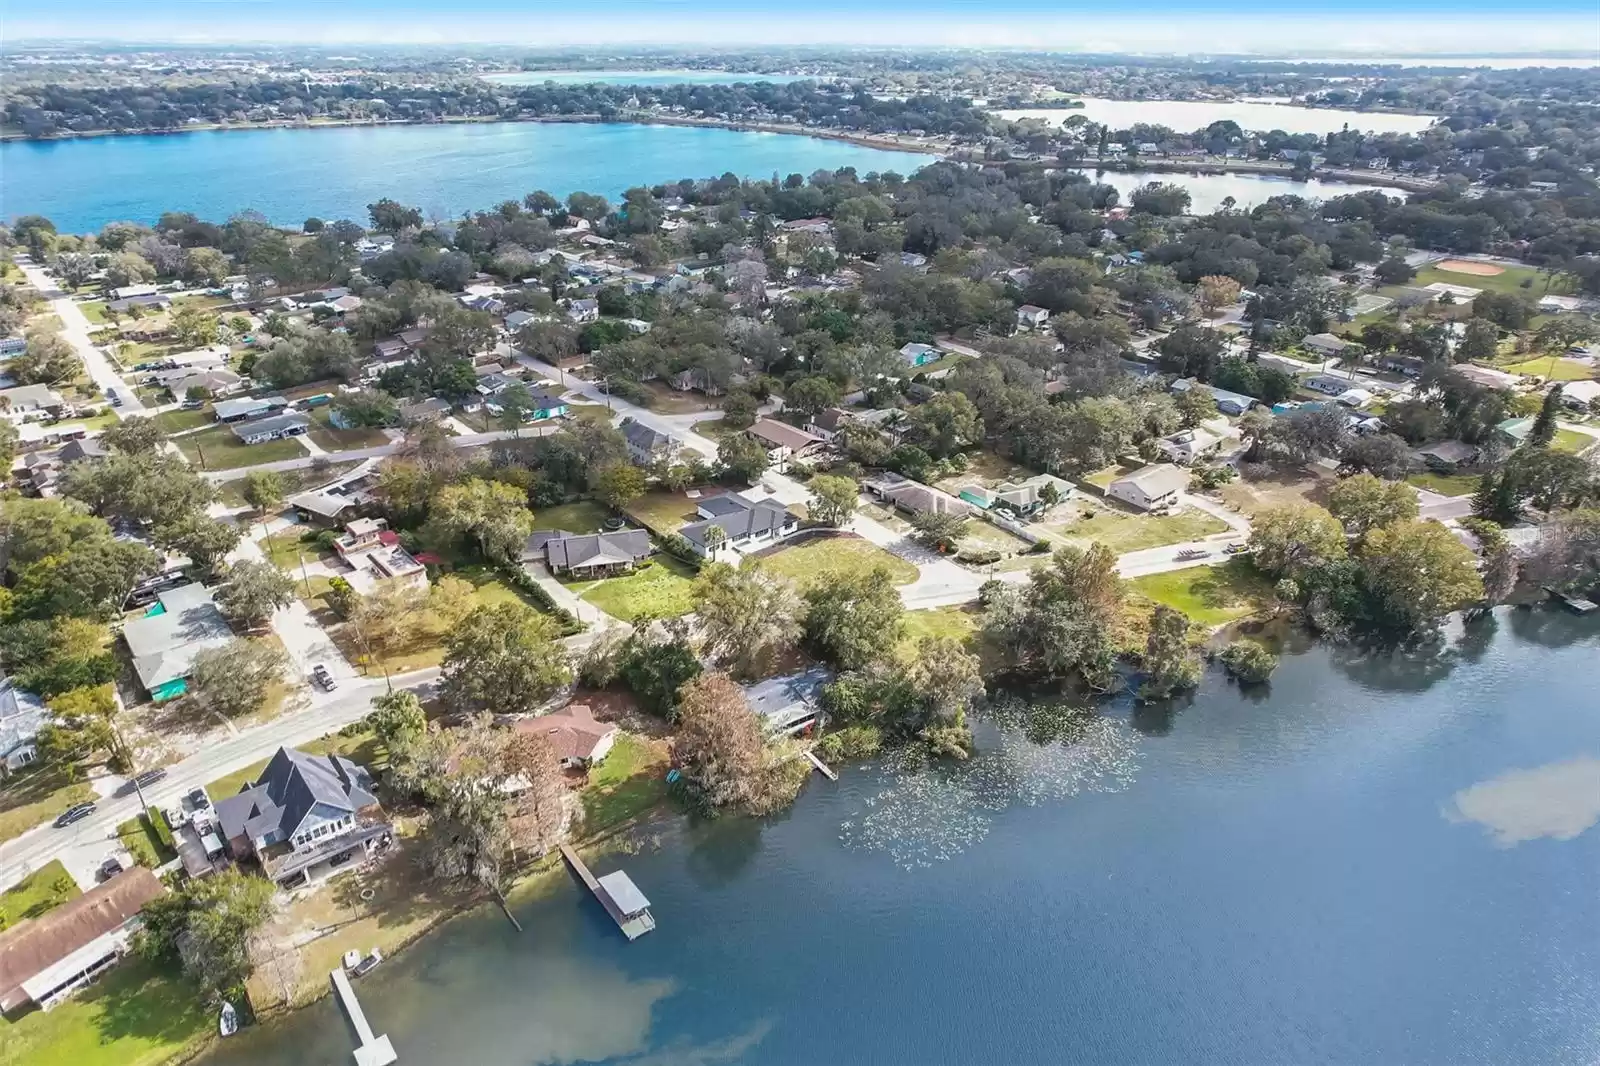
[1077,169,1409,213]
[205,608,1600,1066]
[0,123,930,233]
[997,98,1436,136]
[482,70,804,86]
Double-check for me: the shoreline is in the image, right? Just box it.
[0,112,949,160]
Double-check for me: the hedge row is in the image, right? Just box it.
[498,565,585,635]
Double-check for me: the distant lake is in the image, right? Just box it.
[1078,168,1411,212]
[1251,55,1600,69]
[203,608,1600,1066]
[0,122,928,234]
[997,97,1436,136]
[482,70,805,87]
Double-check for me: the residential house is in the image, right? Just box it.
[0,336,26,357]
[741,666,830,734]
[475,372,518,397]
[0,868,165,1014]
[745,418,825,471]
[230,413,310,445]
[863,471,976,516]
[1157,428,1223,465]
[898,343,940,368]
[619,416,682,465]
[109,283,161,301]
[18,436,106,497]
[512,704,617,769]
[288,461,382,525]
[567,298,600,324]
[1456,364,1520,391]
[372,337,410,361]
[522,529,653,577]
[172,368,243,399]
[958,473,1074,517]
[899,252,928,269]
[805,406,856,439]
[1302,333,1356,360]
[0,676,49,775]
[330,519,426,594]
[504,310,538,333]
[214,745,390,889]
[1415,440,1481,471]
[1169,378,1256,416]
[0,385,64,422]
[1558,380,1600,410]
[120,583,234,701]
[398,397,451,425]
[1336,388,1375,408]
[1016,304,1051,330]
[781,217,834,237]
[1107,464,1189,511]
[214,396,288,424]
[1304,374,1355,396]
[106,293,171,315]
[668,367,725,395]
[679,493,800,560]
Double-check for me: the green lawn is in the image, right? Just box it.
[911,352,968,376]
[579,732,670,835]
[1407,470,1480,497]
[1127,560,1275,628]
[78,300,109,324]
[0,956,211,1066]
[624,490,704,535]
[1554,427,1596,455]
[457,566,542,610]
[572,557,697,622]
[532,500,610,533]
[0,859,80,927]
[900,605,980,648]
[959,519,1033,554]
[689,417,741,440]
[307,408,390,451]
[1082,463,1139,490]
[1498,357,1596,381]
[115,815,175,870]
[151,407,211,435]
[1413,261,1551,298]
[1039,504,1228,553]
[175,426,306,470]
[755,535,919,589]
[260,528,328,571]
[565,402,614,424]
[0,768,96,846]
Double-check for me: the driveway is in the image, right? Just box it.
[14,260,145,417]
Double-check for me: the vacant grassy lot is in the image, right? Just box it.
[1413,261,1549,298]
[960,519,1034,555]
[0,956,211,1066]
[151,407,211,434]
[756,535,918,588]
[1038,501,1228,553]
[580,732,671,834]
[261,527,332,570]
[934,449,1038,495]
[115,814,175,870]
[572,557,698,622]
[1082,462,1140,490]
[176,426,305,470]
[1218,465,1335,517]
[900,604,980,648]
[307,408,390,451]
[78,299,109,324]
[639,380,720,415]
[215,461,359,509]
[1407,470,1480,497]
[0,768,96,846]
[0,859,80,927]
[689,416,742,440]
[565,402,614,424]
[1555,427,1596,455]
[624,489,705,535]
[1498,357,1596,381]
[1127,560,1276,628]
[532,500,610,533]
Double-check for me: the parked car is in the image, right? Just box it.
[1224,543,1251,556]
[164,805,189,830]
[187,787,211,812]
[55,802,97,828]
[311,664,335,691]
[1175,548,1207,560]
[98,855,125,881]
[133,767,168,788]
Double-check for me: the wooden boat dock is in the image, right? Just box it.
[1546,587,1598,614]
[330,965,396,1066]
[559,843,656,940]
[803,749,838,780]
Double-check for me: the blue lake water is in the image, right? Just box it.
[205,608,1600,1066]
[0,122,930,233]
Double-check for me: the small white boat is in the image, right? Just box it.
[219,1001,238,1037]
[350,948,384,978]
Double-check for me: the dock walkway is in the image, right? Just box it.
[330,966,396,1066]
[559,843,656,940]
[803,750,838,780]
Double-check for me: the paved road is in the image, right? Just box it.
[200,426,539,481]
[15,259,146,416]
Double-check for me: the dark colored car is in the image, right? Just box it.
[187,787,211,812]
[99,855,125,881]
[134,767,168,788]
[312,664,336,691]
[1224,543,1251,556]
[55,802,97,828]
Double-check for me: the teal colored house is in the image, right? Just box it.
[899,343,939,368]
[528,389,570,421]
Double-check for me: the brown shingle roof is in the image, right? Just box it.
[747,418,823,453]
[514,703,617,763]
[0,867,164,1012]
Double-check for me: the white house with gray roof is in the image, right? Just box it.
[680,493,799,560]
[618,416,683,465]
[0,677,49,775]
[120,584,234,702]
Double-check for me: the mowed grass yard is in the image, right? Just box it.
[623,489,706,535]
[755,535,919,589]
[1407,470,1481,497]
[569,557,698,622]
[532,500,610,533]
[307,408,390,451]
[1037,501,1228,553]
[0,956,211,1066]
[1126,560,1276,629]
[580,732,671,834]
[1413,261,1552,297]
[0,859,80,927]
[175,425,306,470]
[1497,357,1596,381]
[0,767,96,846]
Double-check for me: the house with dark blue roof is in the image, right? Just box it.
[214,746,390,888]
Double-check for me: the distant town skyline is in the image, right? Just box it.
[6,1,1598,55]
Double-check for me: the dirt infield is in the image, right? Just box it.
[1436,258,1505,277]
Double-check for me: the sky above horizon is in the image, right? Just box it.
[8,1,1600,54]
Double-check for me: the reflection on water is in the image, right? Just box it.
[1447,756,1600,847]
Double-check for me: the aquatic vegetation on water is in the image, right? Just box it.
[839,697,1141,868]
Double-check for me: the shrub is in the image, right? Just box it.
[655,532,703,570]
[498,565,583,635]
[815,724,884,762]
[1219,641,1278,684]
[957,547,1003,566]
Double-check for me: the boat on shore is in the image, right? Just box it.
[219,1002,238,1037]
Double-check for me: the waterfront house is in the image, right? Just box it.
[0,676,49,775]
[522,528,653,577]
[121,583,234,701]
[213,745,390,889]
[745,418,825,471]
[619,416,683,465]
[1107,464,1189,511]
[0,868,165,1014]
[741,666,830,734]
[680,493,799,561]
[230,412,310,445]
[512,704,617,769]
[1016,304,1051,330]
